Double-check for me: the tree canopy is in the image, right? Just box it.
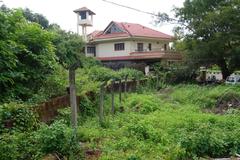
[0,7,85,102]
[156,0,240,79]
[0,9,56,101]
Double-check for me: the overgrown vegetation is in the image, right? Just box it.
[74,85,240,159]
[1,2,240,160]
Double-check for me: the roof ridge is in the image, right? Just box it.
[119,22,132,37]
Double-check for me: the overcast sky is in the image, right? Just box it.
[2,0,184,35]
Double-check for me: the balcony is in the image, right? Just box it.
[134,48,168,52]
[78,19,93,26]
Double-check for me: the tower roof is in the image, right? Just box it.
[73,7,96,15]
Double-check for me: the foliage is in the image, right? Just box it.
[0,102,38,134]
[0,132,42,160]
[156,0,240,79]
[28,65,68,103]
[0,9,57,102]
[86,66,119,82]
[153,62,196,84]
[74,85,240,159]
[124,94,160,114]
[0,121,83,160]
[51,26,85,69]
[22,8,49,29]
[35,120,83,159]
[117,68,144,80]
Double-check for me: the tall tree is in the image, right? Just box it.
[22,8,49,29]
[0,9,56,101]
[50,26,85,129]
[156,0,240,79]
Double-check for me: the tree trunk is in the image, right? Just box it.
[218,59,231,80]
[69,69,78,130]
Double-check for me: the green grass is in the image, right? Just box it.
[76,84,240,159]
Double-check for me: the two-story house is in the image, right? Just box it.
[73,7,181,73]
[86,21,182,73]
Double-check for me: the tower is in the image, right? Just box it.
[73,7,95,41]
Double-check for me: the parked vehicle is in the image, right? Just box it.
[225,75,240,85]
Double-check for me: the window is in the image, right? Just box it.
[80,12,86,20]
[87,47,96,54]
[106,23,123,34]
[148,43,152,51]
[137,43,144,52]
[164,44,167,51]
[114,43,125,51]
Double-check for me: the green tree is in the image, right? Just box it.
[50,26,85,69]
[49,25,85,129]
[22,8,49,29]
[0,9,56,101]
[156,0,240,79]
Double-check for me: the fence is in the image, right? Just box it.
[35,78,155,123]
[35,95,81,123]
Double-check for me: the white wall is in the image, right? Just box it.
[96,41,132,57]
[95,39,170,57]
[130,40,169,52]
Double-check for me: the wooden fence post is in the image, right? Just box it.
[119,80,124,112]
[124,75,128,96]
[156,75,159,89]
[99,83,105,124]
[119,80,122,106]
[111,80,115,115]
[69,69,78,130]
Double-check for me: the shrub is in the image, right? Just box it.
[0,102,38,134]
[87,66,118,82]
[0,120,83,160]
[0,132,42,160]
[124,94,160,113]
[179,119,240,158]
[117,68,144,80]
[34,120,83,159]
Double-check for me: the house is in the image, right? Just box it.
[86,21,182,73]
[73,7,182,73]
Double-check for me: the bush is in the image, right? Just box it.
[28,65,68,103]
[179,119,240,158]
[153,62,196,84]
[124,94,160,113]
[117,68,144,80]
[87,66,118,82]
[0,102,38,134]
[0,132,42,160]
[0,120,83,160]
[35,120,83,159]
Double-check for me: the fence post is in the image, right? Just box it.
[99,82,105,124]
[124,75,128,96]
[111,80,115,115]
[69,69,78,130]
[119,79,124,112]
[156,75,159,89]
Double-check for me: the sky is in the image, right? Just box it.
[2,0,184,36]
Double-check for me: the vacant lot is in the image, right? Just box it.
[77,84,240,159]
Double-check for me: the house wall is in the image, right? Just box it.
[130,40,170,52]
[96,41,132,57]
[95,39,170,57]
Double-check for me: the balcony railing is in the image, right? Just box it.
[134,48,168,52]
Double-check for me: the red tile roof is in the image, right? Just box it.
[96,52,182,61]
[90,21,173,40]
